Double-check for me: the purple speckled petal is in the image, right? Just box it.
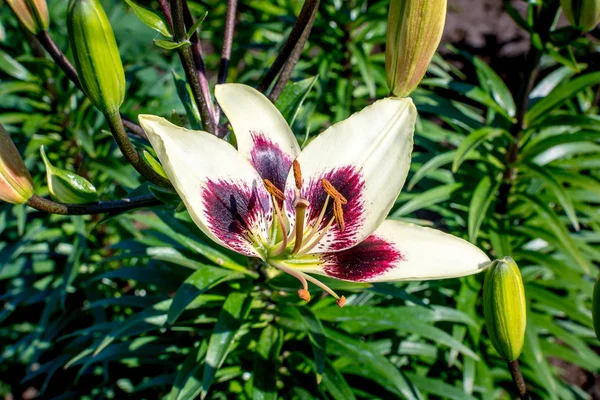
[216,84,300,192]
[310,220,490,282]
[139,115,272,258]
[283,97,417,253]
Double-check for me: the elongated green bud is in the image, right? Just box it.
[40,146,98,204]
[593,273,600,341]
[67,0,125,116]
[6,0,49,34]
[561,0,600,32]
[386,0,447,98]
[483,257,526,361]
[0,125,34,204]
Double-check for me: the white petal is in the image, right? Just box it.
[286,97,416,253]
[309,220,490,282]
[139,115,272,258]
[215,84,300,191]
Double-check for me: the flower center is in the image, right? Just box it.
[261,160,347,307]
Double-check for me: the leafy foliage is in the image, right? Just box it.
[1,0,599,399]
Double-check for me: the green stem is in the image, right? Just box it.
[26,194,162,215]
[105,112,172,188]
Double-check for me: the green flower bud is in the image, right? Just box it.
[593,273,600,341]
[67,0,125,116]
[0,124,34,204]
[40,146,99,204]
[483,257,526,361]
[6,0,49,34]
[385,0,447,98]
[561,0,600,32]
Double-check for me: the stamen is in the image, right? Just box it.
[296,216,335,256]
[293,160,302,189]
[270,260,311,302]
[270,200,288,255]
[300,195,330,246]
[297,289,311,302]
[303,274,345,306]
[263,179,285,202]
[321,179,347,205]
[333,199,345,232]
[291,198,309,254]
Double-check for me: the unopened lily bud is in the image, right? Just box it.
[40,146,98,204]
[6,0,49,34]
[483,257,526,361]
[385,0,447,97]
[0,125,34,204]
[561,0,600,32]
[67,0,125,116]
[593,273,600,341]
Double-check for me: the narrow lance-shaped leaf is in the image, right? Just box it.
[202,292,253,399]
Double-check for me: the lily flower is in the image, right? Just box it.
[139,84,489,306]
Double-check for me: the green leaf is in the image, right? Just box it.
[202,292,253,399]
[124,0,171,37]
[282,306,327,383]
[471,56,516,118]
[154,39,191,50]
[275,76,318,126]
[321,360,357,400]
[522,163,580,231]
[325,328,420,399]
[392,183,463,217]
[525,72,600,126]
[468,174,500,243]
[186,11,208,39]
[405,373,476,400]
[169,342,208,400]
[167,266,241,325]
[452,128,505,172]
[516,194,591,273]
[172,70,202,130]
[142,150,168,179]
[0,49,35,81]
[40,146,99,204]
[252,325,282,400]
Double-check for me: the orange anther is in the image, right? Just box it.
[263,179,285,202]
[321,179,347,204]
[333,199,345,232]
[336,295,346,308]
[297,289,311,302]
[293,160,302,189]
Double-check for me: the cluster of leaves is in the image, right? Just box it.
[1,0,599,399]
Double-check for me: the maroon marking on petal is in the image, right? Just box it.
[322,235,403,281]
[249,132,293,192]
[296,166,366,251]
[202,179,271,255]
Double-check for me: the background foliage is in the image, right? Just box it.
[1,0,600,399]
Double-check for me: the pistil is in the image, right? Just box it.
[290,197,309,254]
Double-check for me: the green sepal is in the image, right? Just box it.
[40,146,99,204]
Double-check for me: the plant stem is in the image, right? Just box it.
[269,0,320,102]
[257,0,320,95]
[508,360,530,399]
[495,0,560,215]
[35,31,147,140]
[214,0,238,123]
[169,0,217,135]
[105,112,172,188]
[26,194,162,215]
[218,0,237,86]
[158,0,173,28]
